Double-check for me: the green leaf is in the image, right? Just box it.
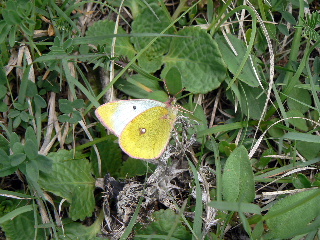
[0,101,8,112]
[0,206,46,240]
[265,189,320,239]
[0,86,6,99]
[26,160,39,182]
[35,155,53,173]
[59,99,73,114]
[68,111,82,124]
[26,80,38,97]
[283,132,320,144]
[278,24,289,36]
[10,153,26,166]
[286,110,308,131]
[0,135,10,154]
[39,150,95,220]
[86,19,136,59]
[91,136,122,177]
[33,95,47,108]
[222,145,255,202]
[12,142,24,154]
[2,9,22,25]
[0,165,18,177]
[0,190,34,199]
[8,110,20,118]
[281,11,297,25]
[238,83,267,120]
[19,111,29,122]
[71,99,85,109]
[164,67,183,96]
[25,127,38,148]
[292,174,312,188]
[119,158,156,178]
[131,3,174,72]
[58,114,70,123]
[216,34,260,87]
[13,102,28,111]
[0,23,11,44]
[135,209,192,240]
[163,27,226,93]
[296,141,320,160]
[114,74,163,99]
[287,87,312,114]
[24,139,38,160]
[0,205,33,224]
[58,219,103,240]
[0,149,10,165]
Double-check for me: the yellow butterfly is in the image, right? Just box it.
[95,98,177,159]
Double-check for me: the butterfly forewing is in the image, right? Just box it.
[95,99,166,136]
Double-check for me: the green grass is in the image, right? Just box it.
[0,0,320,239]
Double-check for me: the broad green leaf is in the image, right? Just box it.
[58,114,70,123]
[135,209,192,240]
[0,134,10,154]
[26,80,37,97]
[216,34,260,87]
[222,145,255,203]
[164,67,183,96]
[24,139,38,160]
[278,24,289,36]
[238,83,267,120]
[119,158,156,178]
[286,110,308,131]
[58,218,103,240]
[131,3,174,73]
[265,189,320,239]
[59,99,73,114]
[12,116,21,128]
[12,142,24,154]
[2,9,22,25]
[71,99,85,109]
[0,102,8,112]
[25,127,38,148]
[91,136,122,177]
[26,159,39,182]
[67,111,82,124]
[39,150,95,220]
[292,174,312,188]
[86,20,135,59]
[0,206,46,240]
[281,11,297,24]
[0,149,10,165]
[0,165,18,177]
[19,111,30,122]
[33,95,47,108]
[296,141,320,160]
[287,87,312,114]
[0,86,6,99]
[163,27,226,93]
[0,23,11,44]
[35,155,53,173]
[10,153,26,166]
[115,74,163,99]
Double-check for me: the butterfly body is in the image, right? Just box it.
[95,99,177,159]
